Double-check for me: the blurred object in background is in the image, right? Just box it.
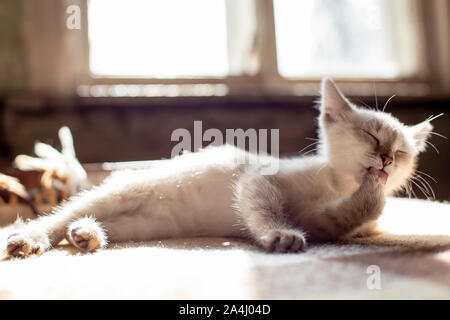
[14,126,91,196]
[0,126,95,225]
[0,172,37,216]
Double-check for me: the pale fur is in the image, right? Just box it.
[1,79,434,257]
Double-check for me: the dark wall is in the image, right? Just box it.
[1,96,448,201]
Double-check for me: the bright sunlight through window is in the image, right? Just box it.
[88,0,228,78]
[274,0,415,78]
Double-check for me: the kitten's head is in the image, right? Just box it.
[318,78,434,194]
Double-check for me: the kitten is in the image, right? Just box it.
[2,78,433,257]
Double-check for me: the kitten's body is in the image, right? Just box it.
[2,79,433,257]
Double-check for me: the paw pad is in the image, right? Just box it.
[261,229,306,253]
[69,226,104,251]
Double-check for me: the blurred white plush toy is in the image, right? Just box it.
[13,126,91,197]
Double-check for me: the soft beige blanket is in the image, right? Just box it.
[0,197,449,299]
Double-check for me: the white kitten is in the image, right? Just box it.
[2,79,433,257]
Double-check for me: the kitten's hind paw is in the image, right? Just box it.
[6,233,45,258]
[260,229,306,253]
[67,218,107,252]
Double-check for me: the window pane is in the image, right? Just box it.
[88,0,228,78]
[273,0,418,78]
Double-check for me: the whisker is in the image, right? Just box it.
[415,169,437,183]
[426,113,444,123]
[411,176,431,196]
[409,182,418,199]
[304,137,319,141]
[411,189,418,199]
[382,94,396,112]
[429,132,448,139]
[403,183,412,199]
[410,182,429,200]
[302,148,319,156]
[410,179,431,199]
[401,186,407,198]
[424,140,440,154]
[298,141,319,154]
[415,172,435,185]
[400,184,408,198]
[415,174,436,200]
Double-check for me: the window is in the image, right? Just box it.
[273,0,420,79]
[88,0,229,78]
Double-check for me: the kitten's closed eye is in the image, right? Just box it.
[395,150,407,157]
[361,129,380,145]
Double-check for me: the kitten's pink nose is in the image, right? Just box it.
[381,154,393,166]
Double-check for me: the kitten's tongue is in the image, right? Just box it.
[368,167,389,184]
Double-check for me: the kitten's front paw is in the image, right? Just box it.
[67,218,106,252]
[6,233,46,258]
[361,172,384,196]
[358,172,386,217]
[260,229,306,253]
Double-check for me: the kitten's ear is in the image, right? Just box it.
[320,78,352,122]
[410,120,433,153]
